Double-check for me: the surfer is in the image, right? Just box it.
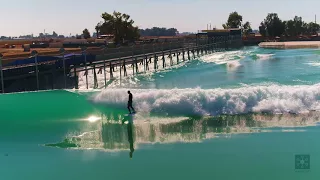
[127,91,136,114]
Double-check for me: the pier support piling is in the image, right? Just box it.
[162,56,165,68]
[31,51,39,91]
[74,66,78,89]
[169,51,173,66]
[182,50,185,61]
[154,55,158,70]
[123,60,127,76]
[135,57,138,73]
[51,65,55,89]
[81,47,89,89]
[59,48,67,89]
[103,60,107,88]
[120,60,122,81]
[93,64,98,89]
[109,61,113,79]
[0,54,4,93]
[144,56,147,72]
[162,52,165,68]
[197,47,199,57]
[176,51,179,64]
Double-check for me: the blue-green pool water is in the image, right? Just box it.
[2,46,320,179]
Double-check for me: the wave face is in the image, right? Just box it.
[91,83,320,116]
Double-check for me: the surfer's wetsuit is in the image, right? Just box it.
[127,92,135,114]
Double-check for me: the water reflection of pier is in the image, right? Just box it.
[47,112,320,155]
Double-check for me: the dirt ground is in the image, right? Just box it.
[0,48,81,57]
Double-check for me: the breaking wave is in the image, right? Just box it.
[256,54,274,60]
[90,83,320,116]
[200,50,246,64]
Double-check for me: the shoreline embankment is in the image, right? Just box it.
[259,41,320,49]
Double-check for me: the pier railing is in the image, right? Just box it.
[0,35,242,93]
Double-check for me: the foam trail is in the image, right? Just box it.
[90,83,320,116]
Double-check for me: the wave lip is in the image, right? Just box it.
[91,83,320,116]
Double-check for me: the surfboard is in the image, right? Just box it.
[122,113,135,125]
[125,112,137,116]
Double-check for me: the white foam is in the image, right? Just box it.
[256,54,274,60]
[227,60,242,68]
[306,62,320,67]
[90,83,320,116]
[200,50,246,64]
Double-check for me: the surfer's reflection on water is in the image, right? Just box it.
[126,115,135,159]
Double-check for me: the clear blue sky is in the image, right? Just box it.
[1,0,319,36]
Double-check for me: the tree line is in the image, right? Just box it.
[139,27,178,36]
[82,11,320,44]
[1,31,65,40]
[258,13,320,37]
[222,11,320,37]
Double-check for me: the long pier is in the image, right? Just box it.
[0,36,242,93]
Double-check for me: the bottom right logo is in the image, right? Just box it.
[295,154,310,171]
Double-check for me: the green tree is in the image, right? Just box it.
[306,22,320,35]
[95,23,101,38]
[259,22,267,36]
[242,21,252,36]
[263,13,285,37]
[76,34,81,39]
[52,31,58,38]
[83,28,91,39]
[283,20,294,36]
[139,27,178,36]
[96,11,140,44]
[293,16,304,36]
[283,16,319,36]
[222,12,243,29]
[302,22,309,35]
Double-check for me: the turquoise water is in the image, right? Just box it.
[2,46,320,179]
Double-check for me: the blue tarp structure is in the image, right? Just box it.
[4,56,58,67]
[54,53,96,68]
